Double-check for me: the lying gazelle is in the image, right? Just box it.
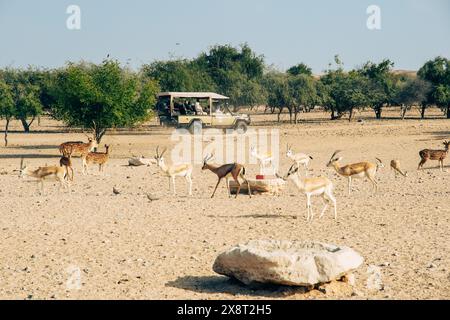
[390,159,408,178]
[202,154,251,198]
[286,144,313,176]
[154,146,193,196]
[418,140,450,172]
[82,144,111,175]
[18,158,69,193]
[60,145,74,181]
[277,164,337,221]
[250,146,274,173]
[327,150,384,194]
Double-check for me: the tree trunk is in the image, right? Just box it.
[20,118,30,132]
[20,116,35,133]
[288,107,292,124]
[4,118,10,147]
[277,107,283,122]
[447,105,450,119]
[348,108,354,122]
[401,104,407,120]
[95,128,107,144]
[374,105,382,119]
[421,104,426,119]
[294,108,298,124]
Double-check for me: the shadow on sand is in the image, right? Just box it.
[12,144,60,150]
[0,154,58,160]
[166,275,310,298]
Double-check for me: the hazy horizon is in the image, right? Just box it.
[0,0,449,73]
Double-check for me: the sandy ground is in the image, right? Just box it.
[0,108,449,300]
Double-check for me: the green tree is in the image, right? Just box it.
[288,74,317,123]
[0,69,44,132]
[196,44,265,108]
[320,67,370,121]
[52,60,160,143]
[0,80,15,146]
[395,78,432,119]
[358,59,396,119]
[261,72,294,122]
[287,63,313,77]
[418,57,450,118]
[141,59,216,92]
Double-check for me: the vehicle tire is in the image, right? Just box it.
[189,120,203,135]
[235,121,248,134]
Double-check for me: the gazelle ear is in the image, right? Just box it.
[337,157,343,161]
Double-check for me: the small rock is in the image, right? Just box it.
[146,193,159,202]
[113,187,121,195]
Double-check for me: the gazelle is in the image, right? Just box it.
[250,146,274,174]
[286,144,313,176]
[326,150,384,194]
[59,136,98,157]
[202,154,251,198]
[18,158,69,193]
[418,140,450,172]
[82,144,111,174]
[277,164,337,221]
[60,146,74,181]
[390,160,408,178]
[154,146,193,196]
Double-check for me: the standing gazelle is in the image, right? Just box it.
[326,150,384,194]
[286,144,313,176]
[18,158,69,193]
[154,146,193,196]
[250,146,274,174]
[277,164,337,221]
[202,154,251,198]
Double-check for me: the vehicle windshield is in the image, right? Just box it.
[212,100,232,115]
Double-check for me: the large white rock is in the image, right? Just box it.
[213,240,364,286]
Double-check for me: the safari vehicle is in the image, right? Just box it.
[156,92,251,134]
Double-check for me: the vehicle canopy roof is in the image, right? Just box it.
[157,92,229,100]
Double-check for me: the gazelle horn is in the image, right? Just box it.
[329,150,342,162]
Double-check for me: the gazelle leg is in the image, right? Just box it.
[348,177,352,194]
[329,193,337,220]
[367,175,377,193]
[211,178,222,198]
[319,195,329,218]
[234,178,241,199]
[240,173,252,198]
[306,194,313,221]
[225,177,231,198]
[172,176,176,195]
[418,158,426,170]
[186,175,192,196]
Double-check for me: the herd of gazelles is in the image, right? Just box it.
[16,134,450,221]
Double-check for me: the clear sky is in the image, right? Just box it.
[0,0,449,73]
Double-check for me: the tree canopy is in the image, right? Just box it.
[52,60,160,142]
